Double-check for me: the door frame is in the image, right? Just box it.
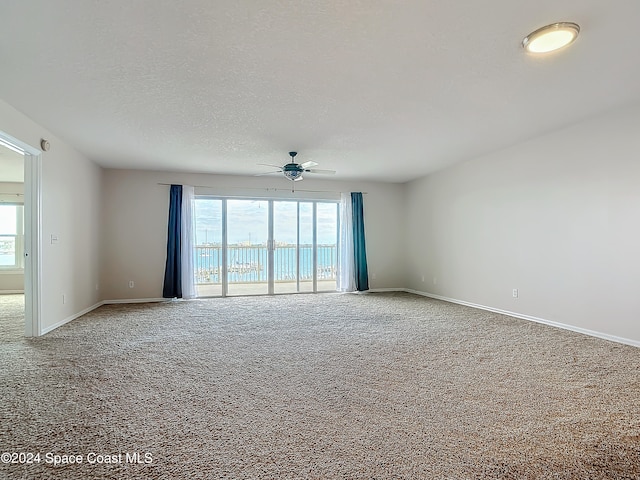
[0,131,42,336]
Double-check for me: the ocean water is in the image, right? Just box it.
[196,245,336,283]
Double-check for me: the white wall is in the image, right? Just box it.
[0,99,102,332]
[0,273,22,292]
[101,169,405,300]
[405,102,640,343]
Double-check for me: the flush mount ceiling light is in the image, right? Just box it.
[522,22,580,53]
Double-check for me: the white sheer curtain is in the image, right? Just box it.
[181,185,196,299]
[337,192,356,292]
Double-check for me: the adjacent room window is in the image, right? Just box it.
[0,204,24,270]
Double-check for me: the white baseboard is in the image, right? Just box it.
[102,298,167,304]
[40,298,167,335]
[404,288,640,349]
[0,290,24,294]
[41,301,104,335]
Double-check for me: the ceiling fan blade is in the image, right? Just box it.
[300,161,318,168]
[257,163,284,169]
[293,176,304,182]
[305,169,336,174]
[253,171,282,176]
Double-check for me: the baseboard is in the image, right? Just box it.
[404,288,640,349]
[41,301,105,335]
[367,288,406,293]
[0,290,24,294]
[39,298,167,335]
[102,298,167,305]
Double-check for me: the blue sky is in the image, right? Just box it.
[194,199,338,245]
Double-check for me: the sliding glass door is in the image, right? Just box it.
[317,202,339,292]
[298,202,314,293]
[226,199,269,296]
[273,201,298,294]
[193,197,338,297]
[194,198,222,297]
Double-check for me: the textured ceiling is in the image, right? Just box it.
[1,1,639,182]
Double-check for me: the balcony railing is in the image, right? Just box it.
[195,244,337,285]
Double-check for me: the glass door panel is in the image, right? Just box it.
[298,202,314,292]
[316,203,338,291]
[194,198,223,297]
[273,201,298,294]
[227,199,269,296]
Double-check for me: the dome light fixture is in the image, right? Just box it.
[522,22,580,54]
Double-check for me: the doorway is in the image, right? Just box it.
[0,132,41,337]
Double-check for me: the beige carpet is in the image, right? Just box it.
[1,292,639,479]
[0,294,24,340]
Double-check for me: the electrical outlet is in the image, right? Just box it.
[95,284,99,291]
[433,277,437,285]
[372,272,377,280]
[421,275,425,282]
[62,294,66,304]
[129,281,135,288]
[512,288,519,298]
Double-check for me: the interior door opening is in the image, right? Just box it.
[0,132,41,337]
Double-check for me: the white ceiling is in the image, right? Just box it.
[1,1,639,183]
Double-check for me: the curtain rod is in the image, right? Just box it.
[156,183,367,194]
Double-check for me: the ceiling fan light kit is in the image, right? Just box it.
[282,152,304,182]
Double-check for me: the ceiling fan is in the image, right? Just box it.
[256,152,336,182]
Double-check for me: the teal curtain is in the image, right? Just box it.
[351,192,369,291]
[163,185,183,298]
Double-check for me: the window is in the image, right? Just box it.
[0,204,24,270]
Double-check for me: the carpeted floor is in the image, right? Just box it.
[1,292,639,479]
[0,294,24,340]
